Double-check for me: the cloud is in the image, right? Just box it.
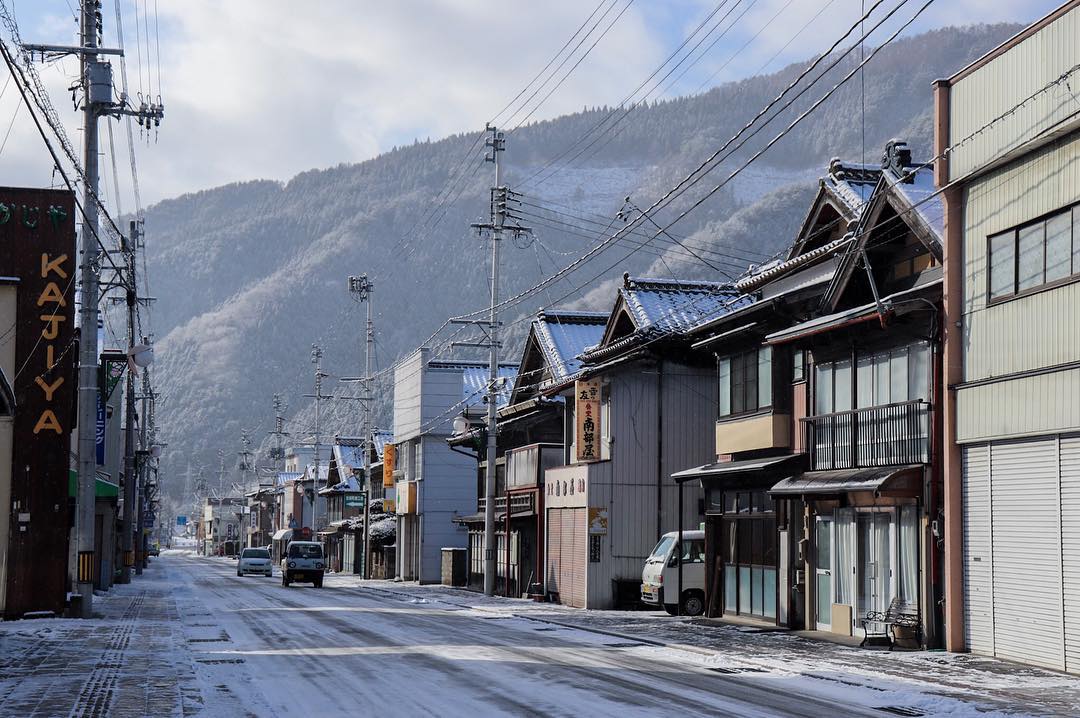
[0,0,1063,206]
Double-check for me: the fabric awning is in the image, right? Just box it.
[769,465,923,497]
[271,528,292,541]
[672,454,805,485]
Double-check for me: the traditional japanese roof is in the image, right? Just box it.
[532,310,607,383]
[331,437,365,472]
[371,430,393,460]
[276,471,303,486]
[787,159,882,261]
[428,360,519,409]
[318,475,362,495]
[881,162,944,242]
[581,275,749,364]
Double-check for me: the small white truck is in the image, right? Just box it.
[281,540,325,588]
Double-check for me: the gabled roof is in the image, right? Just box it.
[426,360,518,410]
[276,471,303,486]
[582,275,749,364]
[787,159,881,261]
[510,310,607,403]
[821,140,944,312]
[319,475,362,495]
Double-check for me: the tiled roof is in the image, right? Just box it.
[427,360,518,409]
[620,276,741,334]
[822,159,880,217]
[276,471,303,486]
[532,310,607,383]
[883,164,943,241]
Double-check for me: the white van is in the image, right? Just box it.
[640,530,706,616]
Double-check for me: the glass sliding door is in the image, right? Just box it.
[720,491,777,621]
[815,515,832,630]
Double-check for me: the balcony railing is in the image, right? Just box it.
[803,400,931,471]
[477,493,536,515]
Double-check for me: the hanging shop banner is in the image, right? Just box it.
[95,394,106,465]
[574,379,602,463]
[382,443,396,488]
[100,351,127,402]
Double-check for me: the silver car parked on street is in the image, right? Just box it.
[237,547,273,577]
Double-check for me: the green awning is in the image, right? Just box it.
[68,469,120,499]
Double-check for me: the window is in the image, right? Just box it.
[988,204,1080,300]
[718,347,772,417]
[793,349,806,383]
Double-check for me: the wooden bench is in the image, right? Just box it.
[860,597,921,650]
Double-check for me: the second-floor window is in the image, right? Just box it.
[718,347,772,417]
[988,204,1080,301]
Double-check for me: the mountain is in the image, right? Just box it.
[143,24,1019,502]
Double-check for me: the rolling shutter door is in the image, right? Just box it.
[962,444,993,656]
[546,509,562,597]
[990,438,1064,671]
[1061,434,1080,674]
[567,508,587,608]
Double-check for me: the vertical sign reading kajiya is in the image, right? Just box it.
[0,186,76,618]
[575,379,602,463]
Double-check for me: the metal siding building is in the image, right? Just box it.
[945,2,1080,672]
[545,360,713,610]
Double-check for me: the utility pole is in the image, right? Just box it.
[268,394,289,468]
[307,344,332,530]
[118,221,137,584]
[73,0,104,618]
[466,125,529,596]
[135,382,153,573]
[347,274,374,577]
[22,0,166,617]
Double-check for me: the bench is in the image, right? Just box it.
[860,597,921,650]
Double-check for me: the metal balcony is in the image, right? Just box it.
[803,400,931,471]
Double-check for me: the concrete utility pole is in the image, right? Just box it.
[466,125,529,596]
[268,394,289,467]
[347,274,374,577]
[308,344,330,529]
[73,0,103,617]
[22,0,165,616]
[118,222,138,584]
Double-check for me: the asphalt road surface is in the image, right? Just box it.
[173,554,879,717]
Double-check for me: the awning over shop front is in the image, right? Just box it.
[769,465,923,497]
[672,454,805,486]
[271,528,292,541]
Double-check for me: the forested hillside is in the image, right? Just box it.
[145,24,1017,498]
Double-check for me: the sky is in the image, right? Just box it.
[0,0,1064,210]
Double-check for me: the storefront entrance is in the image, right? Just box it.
[815,505,918,635]
[717,490,777,621]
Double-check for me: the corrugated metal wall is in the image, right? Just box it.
[956,127,1080,444]
[949,6,1080,179]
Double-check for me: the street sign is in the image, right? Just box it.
[176,516,187,526]
[344,493,366,508]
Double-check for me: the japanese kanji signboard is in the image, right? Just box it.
[574,379,602,463]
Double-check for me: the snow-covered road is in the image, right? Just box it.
[182,554,874,717]
[2,554,1075,717]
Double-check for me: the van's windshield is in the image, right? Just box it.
[648,535,676,561]
[287,543,322,559]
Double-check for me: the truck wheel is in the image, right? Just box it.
[681,591,705,617]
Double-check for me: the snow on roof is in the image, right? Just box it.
[332,440,365,472]
[884,164,944,240]
[276,471,303,486]
[460,363,518,409]
[620,276,742,334]
[533,310,607,383]
[821,160,881,217]
[304,464,330,481]
[372,430,393,460]
[320,474,362,494]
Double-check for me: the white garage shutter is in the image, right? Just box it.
[1061,434,1080,674]
[546,508,587,608]
[962,444,993,656]
[991,438,1064,671]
